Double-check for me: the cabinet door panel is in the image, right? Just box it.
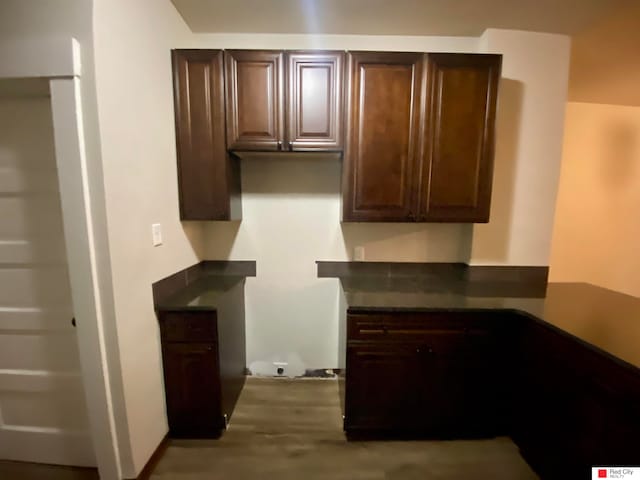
[424,331,504,435]
[287,51,344,150]
[345,344,424,431]
[225,50,284,150]
[162,343,223,436]
[172,50,230,220]
[343,52,425,222]
[421,54,501,222]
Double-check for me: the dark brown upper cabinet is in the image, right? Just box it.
[342,52,426,222]
[420,54,501,222]
[225,50,284,151]
[172,49,500,223]
[286,51,344,151]
[172,50,241,221]
[342,51,501,223]
[225,50,344,152]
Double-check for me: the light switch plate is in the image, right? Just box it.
[354,246,365,261]
[152,223,162,246]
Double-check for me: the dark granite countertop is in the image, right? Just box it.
[152,260,256,312]
[155,275,246,311]
[340,277,640,371]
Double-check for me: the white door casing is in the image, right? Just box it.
[0,38,122,479]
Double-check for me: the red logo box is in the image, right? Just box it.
[598,469,607,478]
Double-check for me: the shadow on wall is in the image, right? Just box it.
[341,222,472,262]
[601,119,638,187]
[181,220,230,261]
[203,155,341,262]
[237,154,341,194]
[470,78,523,263]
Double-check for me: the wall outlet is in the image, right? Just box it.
[152,223,162,246]
[354,246,365,261]
[273,361,288,376]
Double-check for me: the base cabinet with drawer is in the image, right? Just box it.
[344,311,513,437]
[158,300,246,437]
[343,308,640,477]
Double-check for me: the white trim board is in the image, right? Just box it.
[0,37,81,79]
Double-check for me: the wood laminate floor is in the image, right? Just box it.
[150,377,538,480]
[0,461,98,480]
[0,378,538,479]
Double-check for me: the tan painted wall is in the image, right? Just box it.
[549,102,640,298]
[569,3,640,106]
[92,0,203,476]
[473,29,571,266]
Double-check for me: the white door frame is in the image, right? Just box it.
[0,37,121,479]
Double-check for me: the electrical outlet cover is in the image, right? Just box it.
[152,223,162,246]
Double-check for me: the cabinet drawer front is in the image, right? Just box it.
[160,312,217,342]
[347,312,492,342]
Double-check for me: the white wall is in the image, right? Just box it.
[550,102,640,297]
[196,31,571,371]
[473,29,571,266]
[91,0,203,477]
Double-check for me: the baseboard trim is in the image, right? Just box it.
[133,434,169,480]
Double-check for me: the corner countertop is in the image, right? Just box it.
[340,277,640,371]
[152,260,256,312]
[155,275,247,311]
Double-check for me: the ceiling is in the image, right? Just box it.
[171,0,631,36]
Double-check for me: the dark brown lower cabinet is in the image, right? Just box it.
[346,344,425,432]
[158,283,247,438]
[344,310,640,478]
[512,321,640,478]
[344,312,511,437]
[162,342,224,437]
